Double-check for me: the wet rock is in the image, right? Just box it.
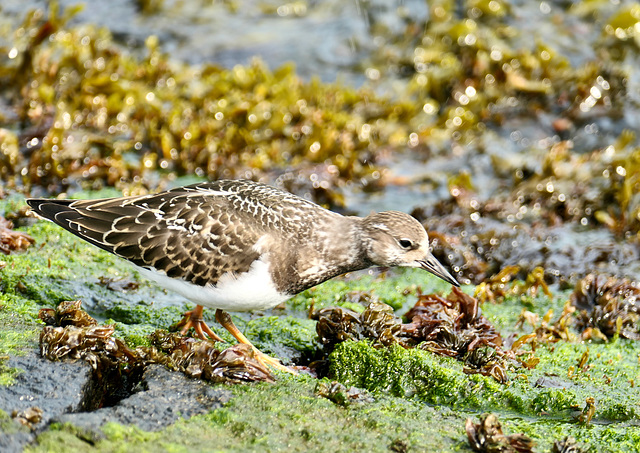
[0,415,32,453]
[415,204,640,285]
[0,350,231,449]
[0,350,92,452]
[54,364,231,438]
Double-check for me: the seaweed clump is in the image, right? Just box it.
[570,273,640,340]
[0,217,34,255]
[404,287,507,382]
[149,331,273,384]
[316,289,509,382]
[314,301,404,349]
[465,413,534,453]
[38,300,274,408]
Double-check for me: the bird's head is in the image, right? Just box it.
[361,211,460,287]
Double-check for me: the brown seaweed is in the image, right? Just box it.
[150,330,274,384]
[404,287,507,382]
[0,217,34,255]
[317,288,511,382]
[466,413,535,453]
[315,301,407,349]
[39,301,274,387]
[571,273,640,340]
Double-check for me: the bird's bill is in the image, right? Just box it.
[416,255,460,287]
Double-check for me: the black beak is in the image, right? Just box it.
[417,255,460,287]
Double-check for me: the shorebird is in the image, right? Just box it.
[27,180,459,371]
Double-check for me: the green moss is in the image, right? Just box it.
[30,376,470,452]
[0,252,43,385]
[329,338,640,423]
[27,425,101,452]
[28,373,640,453]
[239,316,317,361]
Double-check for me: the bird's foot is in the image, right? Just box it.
[172,305,225,342]
[253,349,298,375]
[214,309,297,374]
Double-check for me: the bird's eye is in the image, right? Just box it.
[399,239,413,249]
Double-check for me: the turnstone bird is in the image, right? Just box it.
[27,180,459,371]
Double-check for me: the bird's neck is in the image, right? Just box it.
[272,215,372,295]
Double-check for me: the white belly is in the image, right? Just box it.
[135,258,291,312]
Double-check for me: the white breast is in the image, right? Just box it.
[135,258,291,312]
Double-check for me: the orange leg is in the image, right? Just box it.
[177,305,225,342]
[215,309,296,374]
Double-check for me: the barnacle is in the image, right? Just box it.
[315,380,371,406]
[12,407,43,427]
[552,436,587,453]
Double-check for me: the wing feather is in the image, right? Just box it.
[27,184,264,286]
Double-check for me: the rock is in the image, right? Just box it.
[0,350,232,449]
[54,364,231,438]
[0,349,92,452]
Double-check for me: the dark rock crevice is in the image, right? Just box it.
[0,350,231,452]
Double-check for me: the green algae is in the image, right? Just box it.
[242,316,317,359]
[26,374,640,453]
[29,375,470,453]
[329,301,640,421]
[327,341,640,451]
